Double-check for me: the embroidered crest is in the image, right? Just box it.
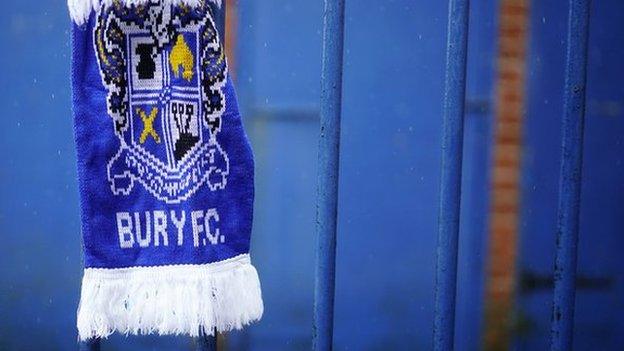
[94,1,229,203]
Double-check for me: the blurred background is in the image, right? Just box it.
[1,0,624,350]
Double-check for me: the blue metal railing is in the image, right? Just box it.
[432,0,471,350]
[197,330,218,351]
[78,338,100,351]
[550,1,591,350]
[309,0,591,350]
[77,0,591,349]
[428,0,592,350]
[312,0,346,350]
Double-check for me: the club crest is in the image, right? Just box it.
[94,1,229,204]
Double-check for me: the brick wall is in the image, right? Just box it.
[225,0,238,80]
[483,1,528,350]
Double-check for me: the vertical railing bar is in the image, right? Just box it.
[550,1,591,350]
[196,329,218,351]
[78,338,100,351]
[313,0,346,350]
[432,0,471,350]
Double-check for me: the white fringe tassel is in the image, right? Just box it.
[77,254,263,340]
[68,0,222,25]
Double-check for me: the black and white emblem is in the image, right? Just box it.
[94,1,229,203]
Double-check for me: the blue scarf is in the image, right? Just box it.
[69,0,262,340]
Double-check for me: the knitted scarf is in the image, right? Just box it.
[68,0,263,340]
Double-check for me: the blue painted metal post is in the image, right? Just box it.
[313,0,346,350]
[78,338,100,351]
[432,0,470,350]
[550,1,591,350]
[196,329,218,351]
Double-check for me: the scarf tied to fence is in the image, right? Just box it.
[68,0,263,340]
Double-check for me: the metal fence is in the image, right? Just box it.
[80,0,591,350]
[312,0,591,351]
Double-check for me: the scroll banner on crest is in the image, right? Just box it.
[108,140,229,203]
[68,0,263,340]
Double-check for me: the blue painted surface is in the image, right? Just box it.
[196,331,218,351]
[313,1,346,350]
[4,1,623,349]
[0,1,498,350]
[0,1,229,350]
[433,0,471,350]
[550,1,591,350]
[455,1,497,349]
[234,1,496,350]
[519,0,624,350]
[79,338,101,351]
[0,1,83,350]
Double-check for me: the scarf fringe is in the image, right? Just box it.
[77,254,263,340]
[68,0,222,25]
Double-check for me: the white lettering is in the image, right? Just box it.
[205,208,220,245]
[191,210,204,247]
[116,212,134,248]
[135,212,151,247]
[114,209,221,249]
[153,210,168,246]
[171,210,186,246]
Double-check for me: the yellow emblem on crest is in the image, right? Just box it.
[170,34,195,81]
[137,107,161,144]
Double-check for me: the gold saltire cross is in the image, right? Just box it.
[137,107,161,144]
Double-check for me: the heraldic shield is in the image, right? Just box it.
[95,2,229,204]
